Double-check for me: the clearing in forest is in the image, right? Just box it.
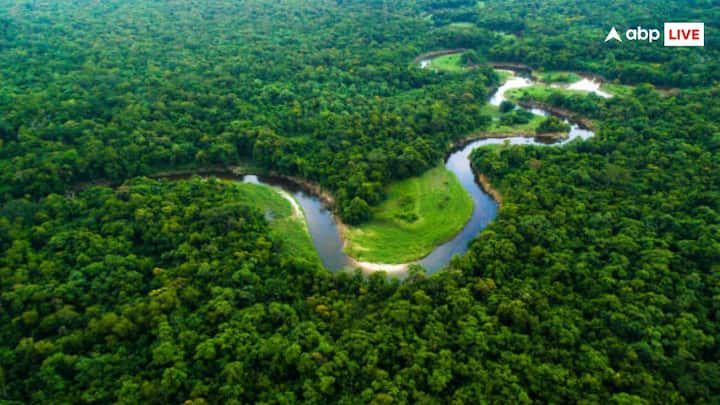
[344,166,473,263]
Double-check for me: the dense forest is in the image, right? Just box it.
[1,0,719,403]
[0,0,500,219]
[422,0,719,86]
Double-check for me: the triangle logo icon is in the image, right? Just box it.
[605,27,622,42]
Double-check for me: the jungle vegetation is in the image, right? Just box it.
[1,0,719,403]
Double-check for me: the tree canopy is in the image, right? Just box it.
[1,0,719,403]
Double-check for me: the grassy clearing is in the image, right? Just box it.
[344,166,473,263]
[447,22,476,30]
[534,70,635,99]
[489,114,545,134]
[601,82,634,97]
[496,69,513,82]
[505,84,573,101]
[230,182,321,265]
[426,53,465,73]
[537,71,581,83]
[506,82,624,101]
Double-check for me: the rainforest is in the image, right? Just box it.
[1,0,719,403]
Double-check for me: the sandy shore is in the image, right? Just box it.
[348,258,410,274]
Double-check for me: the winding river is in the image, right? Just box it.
[236,66,597,275]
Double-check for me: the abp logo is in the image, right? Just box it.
[664,23,704,46]
[605,23,705,47]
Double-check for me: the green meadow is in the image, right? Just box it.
[480,103,545,134]
[537,70,582,83]
[344,166,473,263]
[425,53,465,72]
[505,84,575,101]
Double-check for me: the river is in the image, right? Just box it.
[239,67,596,275]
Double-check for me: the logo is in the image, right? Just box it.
[625,26,661,43]
[605,23,704,46]
[605,27,622,42]
[664,22,704,46]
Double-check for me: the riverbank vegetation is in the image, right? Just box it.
[601,82,636,97]
[423,0,718,86]
[465,85,720,404]
[536,71,581,83]
[482,105,545,135]
[477,74,545,135]
[423,53,466,72]
[0,0,499,224]
[1,0,719,403]
[3,86,718,404]
[535,116,570,134]
[230,181,320,265]
[344,165,473,263]
[507,84,607,102]
[506,85,609,122]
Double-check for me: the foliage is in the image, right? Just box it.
[344,165,473,263]
[480,103,546,134]
[343,196,372,225]
[0,178,327,403]
[0,0,498,222]
[231,181,321,265]
[537,71,581,84]
[0,0,719,403]
[464,86,720,403]
[422,0,720,86]
[499,99,516,113]
[499,108,534,126]
[535,116,571,134]
[460,49,483,65]
[509,85,607,118]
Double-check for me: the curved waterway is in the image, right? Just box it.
[212,174,349,272]
[233,68,595,274]
[414,71,594,273]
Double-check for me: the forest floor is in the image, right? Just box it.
[343,165,473,263]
